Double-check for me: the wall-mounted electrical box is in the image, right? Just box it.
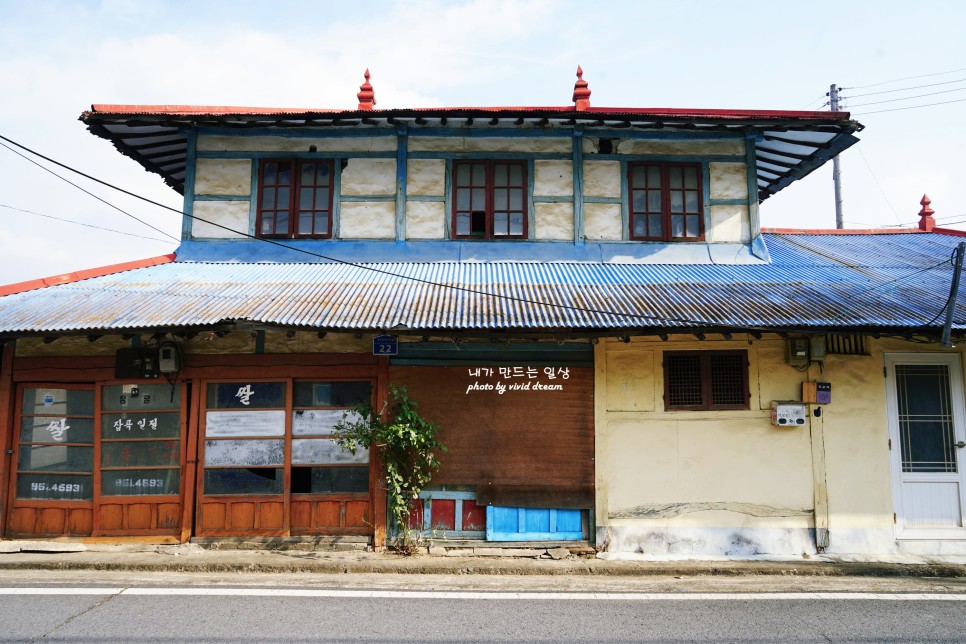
[816,382,831,404]
[809,336,827,361]
[802,381,832,404]
[158,343,180,373]
[115,347,159,379]
[771,401,807,427]
[786,336,827,366]
[785,338,809,366]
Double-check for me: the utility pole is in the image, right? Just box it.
[830,84,844,229]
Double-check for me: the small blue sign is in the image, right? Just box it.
[43,393,55,406]
[373,335,398,356]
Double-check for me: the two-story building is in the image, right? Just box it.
[1,69,965,558]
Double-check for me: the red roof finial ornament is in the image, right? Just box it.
[918,194,936,231]
[572,65,591,111]
[357,69,376,111]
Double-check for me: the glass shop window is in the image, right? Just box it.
[16,387,95,501]
[202,381,371,496]
[101,384,182,496]
[291,381,371,495]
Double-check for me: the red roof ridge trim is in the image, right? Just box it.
[86,104,849,120]
[762,227,922,235]
[0,254,176,297]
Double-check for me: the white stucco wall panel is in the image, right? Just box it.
[709,162,749,200]
[408,136,571,153]
[583,160,621,198]
[341,159,397,196]
[600,338,818,556]
[339,201,396,239]
[191,200,250,238]
[406,159,446,196]
[533,202,573,241]
[533,160,573,197]
[584,203,623,241]
[194,159,252,196]
[605,348,654,411]
[406,201,446,239]
[197,135,397,152]
[617,139,744,156]
[818,345,899,550]
[709,205,751,243]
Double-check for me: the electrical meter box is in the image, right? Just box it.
[771,401,807,427]
[816,382,831,404]
[115,347,159,379]
[785,338,809,366]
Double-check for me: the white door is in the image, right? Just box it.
[885,353,966,538]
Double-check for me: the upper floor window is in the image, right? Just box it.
[257,159,334,238]
[452,160,527,239]
[629,162,703,241]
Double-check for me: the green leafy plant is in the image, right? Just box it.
[335,384,445,548]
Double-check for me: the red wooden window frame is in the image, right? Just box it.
[256,159,334,239]
[451,160,528,239]
[663,350,749,411]
[628,162,704,241]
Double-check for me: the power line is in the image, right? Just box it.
[0,140,180,242]
[843,67,966,90]
[0,133,957,332]
[0,203,174,243]
[842,77,966,99]
[855,148,902,225]
[854,97,966,115]
[800,94,830,110]
[844,85,966,108]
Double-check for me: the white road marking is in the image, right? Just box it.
[0,588,964,601]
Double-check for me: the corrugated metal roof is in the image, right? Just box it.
[81,105,860,200]
[0,233,961,337]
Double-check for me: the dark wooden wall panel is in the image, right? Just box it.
[389,366,594,500]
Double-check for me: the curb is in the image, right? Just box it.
[1,554,964,578]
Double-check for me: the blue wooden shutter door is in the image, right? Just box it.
[485,506,585,541]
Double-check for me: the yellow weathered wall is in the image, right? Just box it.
[197,135,396,153]
[406,159,446,196]
[534,202,574,241]
[186,135,756,245]
[709,162,748,201]
[191,201,250,238]
[584,203,623,241]
[709,205,751,243]
[583,160,621,198]
[533,160,573,198]
[617,139,744,156]
[597,334,966,555]
[408,136,571,153]
[339,202,396,239]
[340,159,397,196]
[599,337,813,533]
[406,201,446,239]
[194,159,252,196]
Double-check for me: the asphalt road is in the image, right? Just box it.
[1,571,965,643]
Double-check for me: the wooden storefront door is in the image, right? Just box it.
[6,382,187,539]
[197,379,372,537]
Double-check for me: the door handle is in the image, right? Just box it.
[956,441,966,448]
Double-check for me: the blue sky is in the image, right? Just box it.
[1,0,964,282]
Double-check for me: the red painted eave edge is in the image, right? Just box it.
[763,227,966,237]
[85,104,850,121]
[0,254,175,297]
[763,227,923,235]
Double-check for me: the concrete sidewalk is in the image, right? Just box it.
[1,540,965,578]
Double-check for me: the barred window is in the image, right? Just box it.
[664,351,749,411]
